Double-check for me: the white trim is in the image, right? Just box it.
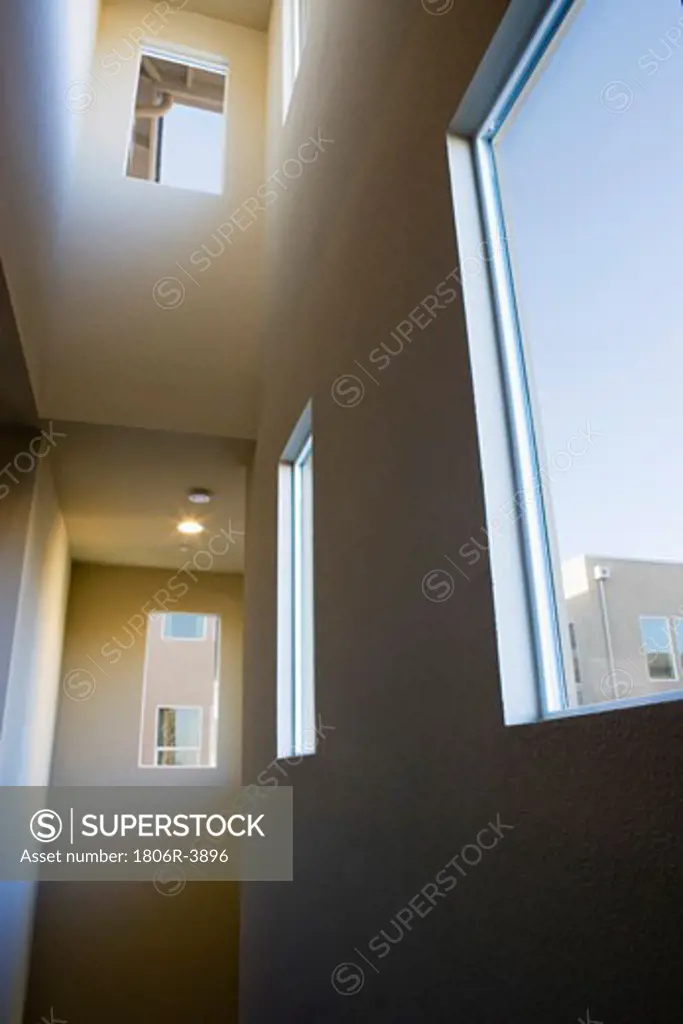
[638,615,679,684]
[140,41,229,77]
[282,0,310,123]
[546,686,683,722]
[277,403,316,758]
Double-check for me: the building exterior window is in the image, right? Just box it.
[139,613,220,768]
[673,619,683,675]
[568,623,581,686]
[126,47,228,195]
[639,617,677,683]
[277,403,315,757]
[283,0,311,120]
[162,612,207,641]
[448,0,683,721]
[156,706,203,766]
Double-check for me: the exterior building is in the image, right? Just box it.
[138,611,220,767]
[563,555,683,707]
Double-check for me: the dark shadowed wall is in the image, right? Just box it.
[239,1,683,1021]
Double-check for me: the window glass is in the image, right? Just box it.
[159,104,224,194]
[163,613,206,641]
[278,405,315,757]
[139,614,220,768]
[674,619,683,672]
[157,707,202,749]
[126,50,227,195]
[476,0,683,712]
[640,618,676,682]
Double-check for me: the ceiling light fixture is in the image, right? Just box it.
[177,519,204,536]
[188,488,213,505]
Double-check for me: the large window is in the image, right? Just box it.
[126,47,227,195]
[450,0,683,719]
[277,403,315,757]
[283,0,311,121]
[139,613,220,768]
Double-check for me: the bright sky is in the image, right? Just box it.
[494,0,683,564]
[160,102,225,195]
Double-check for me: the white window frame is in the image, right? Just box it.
[447,0,683,723]
[673,618,683,675]
[155,705,203,767]
[282,0,310,122]
[639,616,678,684]
[126,41,229,190]
[277,402,315,758]
[161,612,208,642]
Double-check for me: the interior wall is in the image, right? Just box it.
[0,461,70,1024]
[43,0,268,439]
[50,562,243,786]
[0,0,100,403]
[0,429,35,723]
[25,563,243,1023]
[240,1,683,1021]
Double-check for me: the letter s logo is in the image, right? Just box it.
[30,809,63,843]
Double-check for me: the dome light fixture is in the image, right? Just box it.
[177,519,204,536]
[188,488,213,505]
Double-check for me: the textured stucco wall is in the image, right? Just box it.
[239,1,683,1021]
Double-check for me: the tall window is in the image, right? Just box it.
[450,0,683,720]
[126,47,228,195]
[277,403,315,757]
[139,613,220,768]
[639,617,677,683]
[156,706,203,766]
[283,0,311,121]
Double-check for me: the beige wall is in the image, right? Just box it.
[0,429,35,723]
[0,0,100,402]
[43,0,268,439]
[0,460,70,1024]
[51,563,243,786]
[27,564,243,1022]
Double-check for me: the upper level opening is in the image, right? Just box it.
[126,45,229,195]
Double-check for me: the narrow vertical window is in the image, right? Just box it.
[639,617,676,683]
[139,613,220,768]
[283,0,311,121]
[673,619,683,676]
[277,403,315,757]
[568,623,581,687]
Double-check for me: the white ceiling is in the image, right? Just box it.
[105,0,273,31]
[180,0,272,31]
[49,422,253,573]
[1,0,270,442]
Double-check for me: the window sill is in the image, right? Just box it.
[542,686,683,723]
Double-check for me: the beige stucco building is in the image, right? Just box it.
[563,555,683,707]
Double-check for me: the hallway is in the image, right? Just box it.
[1,0,682,1021]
